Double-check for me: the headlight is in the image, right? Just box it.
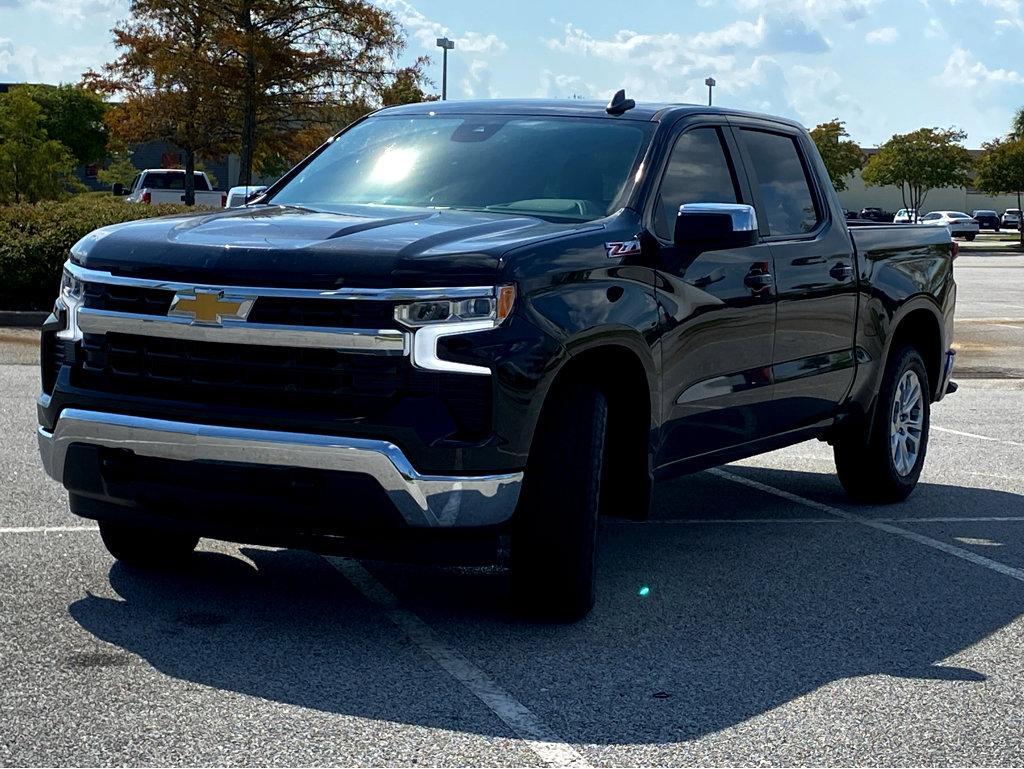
[395,285,515,328]
[395,285,516,375]
[59,268,84,302]
[56,265,85,342]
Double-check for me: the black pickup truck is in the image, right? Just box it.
[38,96,956,618]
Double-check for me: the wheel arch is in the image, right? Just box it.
[883,299,945,402]
[533,331,658,519]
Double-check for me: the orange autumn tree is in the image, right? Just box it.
[85,0,231,205]
[210,0,429,185]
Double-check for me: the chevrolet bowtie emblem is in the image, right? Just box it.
[169,290,255,326]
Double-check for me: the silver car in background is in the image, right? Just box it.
[1002,208,1022,229]
[919,211,980,240]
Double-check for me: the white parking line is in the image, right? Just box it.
[327,557,591,769]
[933,425,1024,447]
[709,468,1024,583]
[0,525,98,534]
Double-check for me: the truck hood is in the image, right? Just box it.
[72,204,593,288]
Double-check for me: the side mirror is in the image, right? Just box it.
[674,203,758,255]
[112,183,125,196]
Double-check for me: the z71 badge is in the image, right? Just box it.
[605,239,641,258]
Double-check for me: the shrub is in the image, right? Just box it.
[0,194,194,311]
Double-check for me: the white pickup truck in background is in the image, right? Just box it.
[115,169,226,208]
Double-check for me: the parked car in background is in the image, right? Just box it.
[226,185,268,208]
[1002,209,1022,229]
[116,169,226,208]
[859,207,894,222]
[971,210,1001,231]
[894,208,918,223]
[920,211,980,240]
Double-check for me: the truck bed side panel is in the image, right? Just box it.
[846,224,956,412]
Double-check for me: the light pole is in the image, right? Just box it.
[436,37,455,100]
[705,77,716,106]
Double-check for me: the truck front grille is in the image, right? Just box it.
[73,333,491,437]
[83,285,400,329]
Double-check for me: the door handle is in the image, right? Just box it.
[744,268,774,290]
[829,263,854,281]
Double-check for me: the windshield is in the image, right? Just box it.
[269,115,655,222]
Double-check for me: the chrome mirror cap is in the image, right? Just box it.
[679,203,758,232]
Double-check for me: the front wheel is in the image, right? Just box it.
[834,346,931,503]
[99,520,199,568]
[510,384,607,620]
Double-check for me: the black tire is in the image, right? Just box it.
[510,384,607,620]
[965,233,976,241]
[834,346,931,503]
[99,520,199,568]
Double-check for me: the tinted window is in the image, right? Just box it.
[654,127,740,239]
[270,116,655,222]
[142,172,211,191]
[921,213,940,221]
[741,129,820,236]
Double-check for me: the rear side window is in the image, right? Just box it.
[654,127,740,239]
[741,129,821,237]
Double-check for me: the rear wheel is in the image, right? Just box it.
[965,233,977,241]
[834,346,930,503]
[99,520,198,568]
[510,384,607,620]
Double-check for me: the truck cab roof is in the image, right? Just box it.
[374,98,808,131]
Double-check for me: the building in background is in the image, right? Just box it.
[837,149,1022,216]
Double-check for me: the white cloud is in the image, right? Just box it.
[536,70,593,99]
[865,27,899,44]
[547,16,828,62]
[458,32,507,55]
[924,17,947,38]
[716,0,880,22]
[938,46,1023,87]
[0,36,107,83]
[461,59,496,98]
[940,0,1024,29]
[381,0,507,56]
[24,0,124,26]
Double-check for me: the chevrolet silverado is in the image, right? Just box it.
[39,95,957,618]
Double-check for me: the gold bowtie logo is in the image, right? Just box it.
[169,290,254,325]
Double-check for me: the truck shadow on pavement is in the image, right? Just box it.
[69,468,1024,746]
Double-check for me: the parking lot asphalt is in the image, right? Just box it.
[2,253,1023,766]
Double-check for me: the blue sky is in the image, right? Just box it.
[2,0,1023,147]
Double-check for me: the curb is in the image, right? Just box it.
[0,311,49,328]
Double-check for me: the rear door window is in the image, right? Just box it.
[740,129,822,237]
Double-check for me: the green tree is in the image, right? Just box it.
[809,119,864,192]
[380,66,437,107]
[85,0,231,205]
[97,149,139,189]
[862,128,972,221]
[24,84,109,165]
[0,89,78,204]
[975,138,1024,243]
[1011,107,1024,140]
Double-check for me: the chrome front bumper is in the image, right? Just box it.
[38,409,522,528]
